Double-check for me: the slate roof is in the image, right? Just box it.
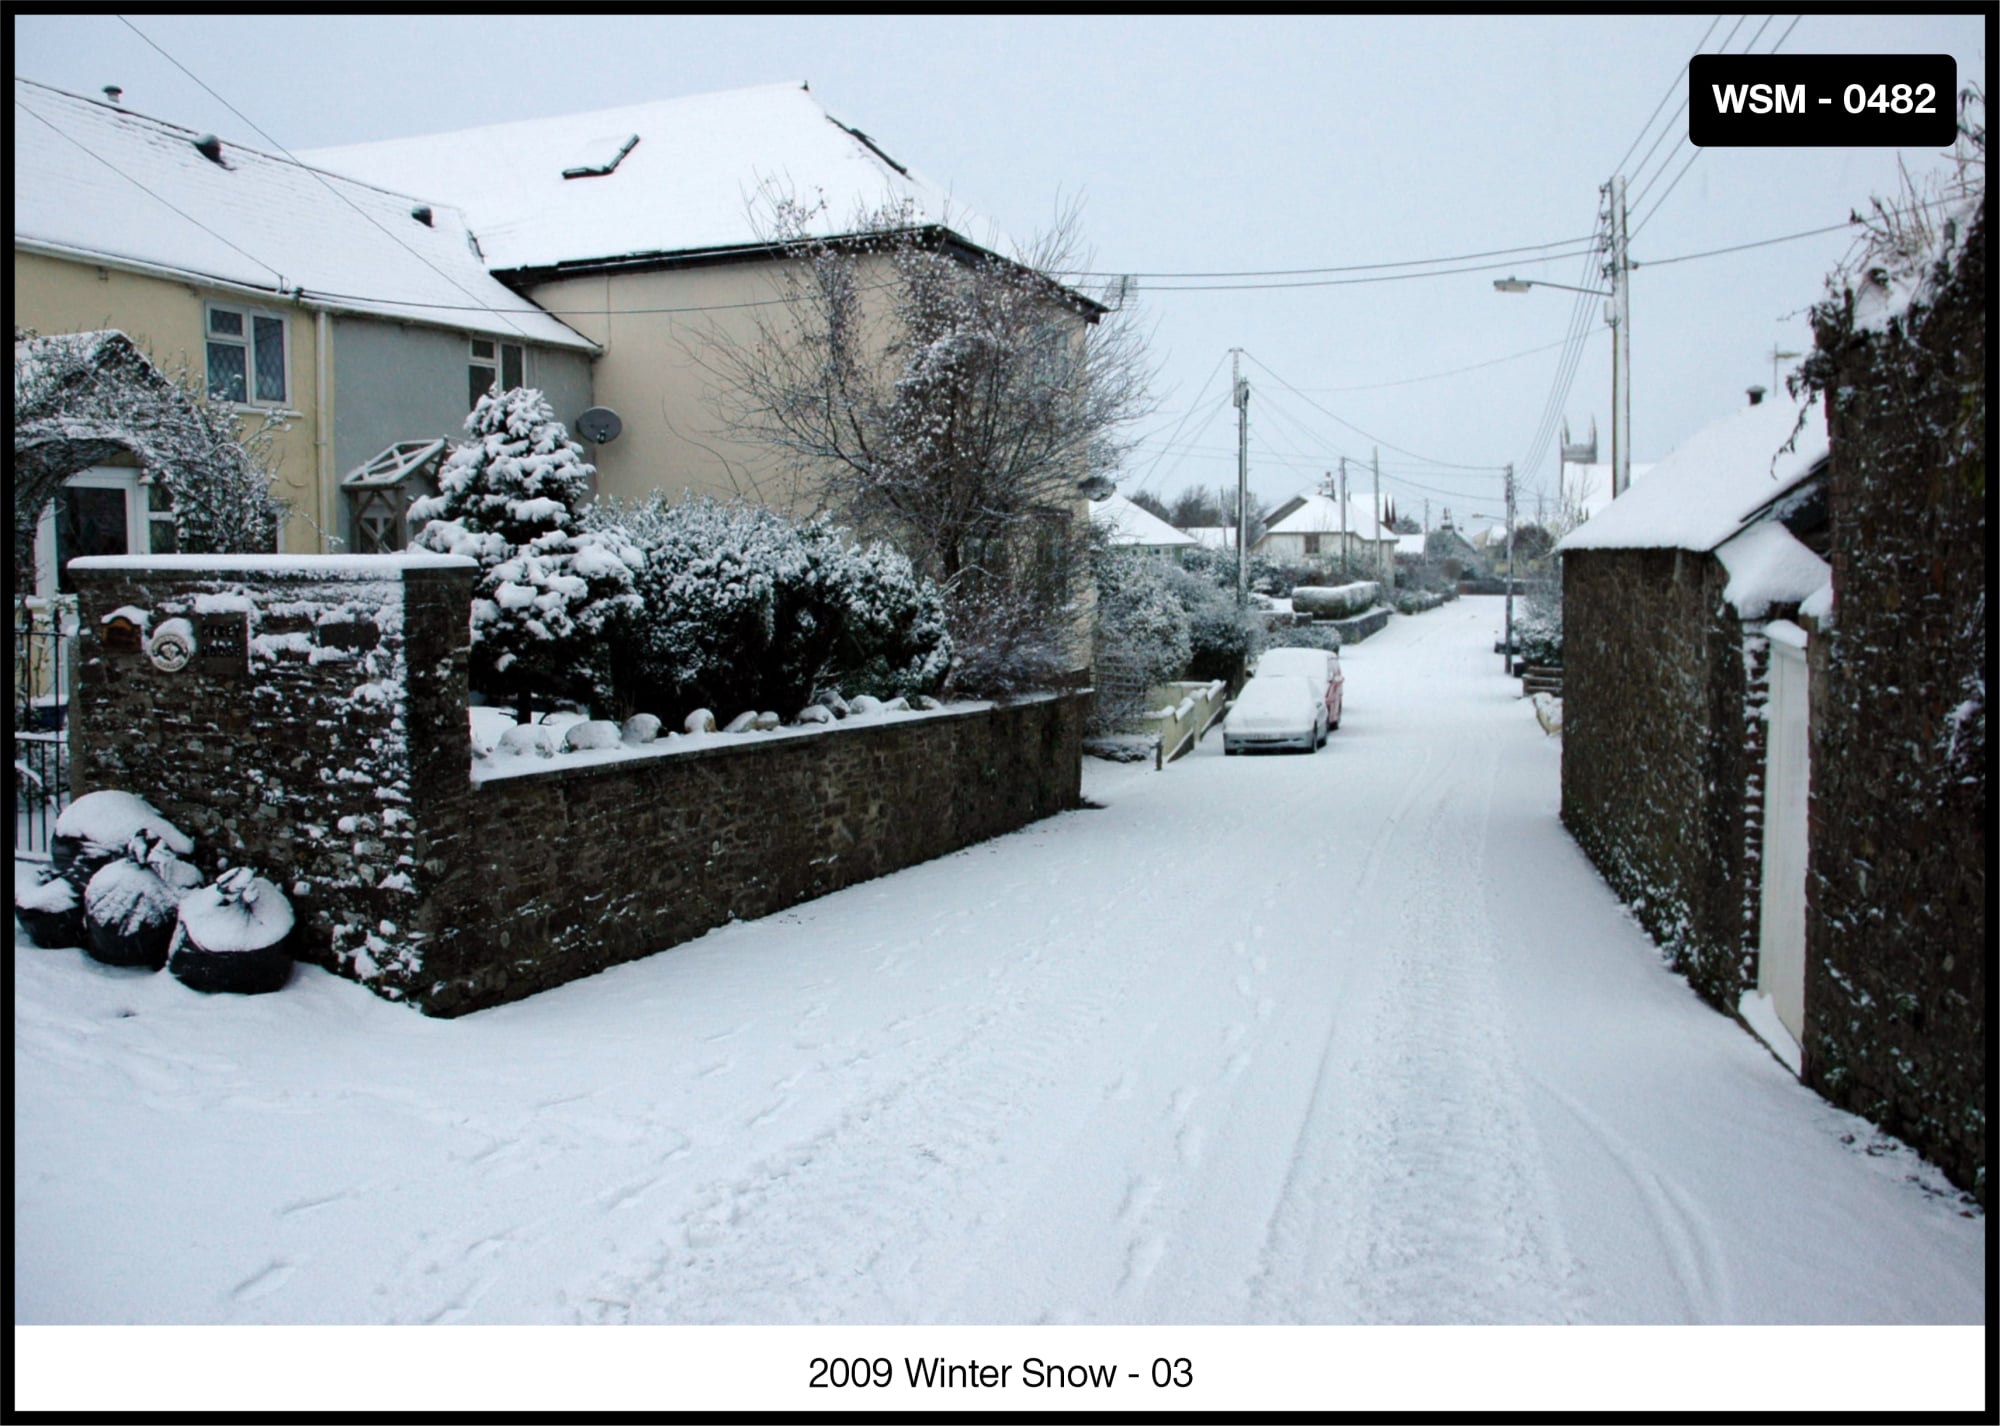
[14,78,591,350]
[300,82,1018,277]
[1091,492,1196,548]
[1556,394,1830,554]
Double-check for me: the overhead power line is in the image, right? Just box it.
[1050,233,1599,281]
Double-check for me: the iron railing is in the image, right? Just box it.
[12,597,75,860]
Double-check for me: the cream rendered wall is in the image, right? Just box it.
[14,249,327,553]
[524,262,819,516]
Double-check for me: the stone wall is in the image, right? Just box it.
[1802,201,1986,1199]
[1560,546,1757,1007]
[67,556,1085,1017]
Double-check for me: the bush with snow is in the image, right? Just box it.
[587,494,951,722]
[410,388,640,721]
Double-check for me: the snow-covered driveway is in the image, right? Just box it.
[13,598,1982,1327]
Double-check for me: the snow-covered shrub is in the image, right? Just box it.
[1092,548,1193,731]
[410,388,641,720]
[1292,582,1381,620]
[1264,623,1343,655]
[1158,561,1259,684]
[1513,573,1564,666]
[167,868,294,995]
[587,494,951,720]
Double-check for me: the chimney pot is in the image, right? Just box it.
[1747,385,1767,406]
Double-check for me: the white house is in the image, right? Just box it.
[1090,492,1197,555]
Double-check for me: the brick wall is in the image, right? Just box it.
[1560,546,1758,1007]
[68,557,1085,1017]
[1803,202,1986,1198]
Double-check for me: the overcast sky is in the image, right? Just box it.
[15,11,1988,528]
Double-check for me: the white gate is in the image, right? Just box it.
[1757,625,1811,1043]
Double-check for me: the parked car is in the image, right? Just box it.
[1254,646,1344,732]
[1223,674,1325,755]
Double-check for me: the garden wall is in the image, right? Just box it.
[1560,546,1759,1007]
[66,556,1085,1016]
[1802,200,1986,1198]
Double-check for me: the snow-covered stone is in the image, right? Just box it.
[622,714,662,745]
[684,709,717,735]
[496,725,556,759]
[562,720,623,752]
[752,711,781,731]
[723,711,760,734]
[793,704,834,726]
[849,695,886,717]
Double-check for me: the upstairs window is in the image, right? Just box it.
[469,338,526,409]
[206,302,287,406]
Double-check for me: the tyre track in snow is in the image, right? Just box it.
[1244,629,1582,1324]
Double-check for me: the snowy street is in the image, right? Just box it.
[12,597,1983,1330]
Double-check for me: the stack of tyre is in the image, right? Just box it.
[14,791,294,995]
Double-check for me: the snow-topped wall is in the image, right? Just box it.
[67,556,1085,1016]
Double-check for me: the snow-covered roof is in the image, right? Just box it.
[1555,395,1830,555]
[1555,460,1656,526]
[1394,531,1427,557]
[13,79,592,350]
[1715,518,1831,620]
[1262,493,1392,541]
[1183,526,1238,550]
[300,82,1017,276]
[1091,493,1196,548]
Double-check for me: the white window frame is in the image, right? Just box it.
[205,300,291,409]
[469,337,526,408]
[34,467,151,598]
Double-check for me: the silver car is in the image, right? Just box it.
[1222,674,1325,754]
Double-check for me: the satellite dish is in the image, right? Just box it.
[576,407,623,444]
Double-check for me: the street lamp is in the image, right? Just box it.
[1494,270,1631,507]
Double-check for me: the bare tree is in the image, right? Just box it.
[701,197,1153,692]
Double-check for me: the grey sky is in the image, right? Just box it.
[14,11,1988,526]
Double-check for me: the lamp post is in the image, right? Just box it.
[1497,176,1631,498]
[1493,272,1630,503]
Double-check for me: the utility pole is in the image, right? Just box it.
[1770,343,1803,397]
[1338,458,1349,574]
[1503,463,1517,674]
[1232,349,1249,609]
[1372,448,1384,585]
[1607,175,1632,498]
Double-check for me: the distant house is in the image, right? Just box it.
[12,79,596,562]
[1557,390,1833,1061]
[1256,492,1396,581]
[1182,526,1239,552]
[1090,492,1197,556]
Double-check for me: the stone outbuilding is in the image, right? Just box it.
[1556,390,1832,1058]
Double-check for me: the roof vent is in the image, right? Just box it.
[411,204,434,227]
[102,85,123,105]
[1747,385,1767,406]
[562,133,639,179]
[192,133,227,167]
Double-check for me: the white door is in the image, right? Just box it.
[1757,630,1811,1042]
[34,467,149,596]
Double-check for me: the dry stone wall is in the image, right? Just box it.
[1560,546,1758,1007]
[68,557,1084,1017]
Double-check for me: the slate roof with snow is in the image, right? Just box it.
[13,79,592,350]
[1262,493,1392,541]
[1090,493,1197,549]
[300,82,1019,276]
[1555,394,1830,555]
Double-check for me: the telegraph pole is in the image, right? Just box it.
[1607,175,1632,498]
[1503,463,1517,674]
[1372,448,1384,585]
[1232,349,1249,609]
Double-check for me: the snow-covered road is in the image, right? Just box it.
[13,597,1982,1332]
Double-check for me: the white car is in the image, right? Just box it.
[1253,646,1344,733]
[1222,674,1326,754]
